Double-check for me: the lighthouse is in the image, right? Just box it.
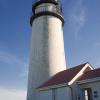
[27,0,66,100]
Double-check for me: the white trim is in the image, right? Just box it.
[68,63,93,85]
[38,83,68,91]
[77,77,100,85]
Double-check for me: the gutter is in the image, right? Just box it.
[38,83,67,91]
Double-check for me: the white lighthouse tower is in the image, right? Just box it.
[27,0,66,100]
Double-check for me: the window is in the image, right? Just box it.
[35,4,61,14]
[94,91,98,98]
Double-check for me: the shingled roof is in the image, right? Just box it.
[79,68,100,81]
[39,63,92,89]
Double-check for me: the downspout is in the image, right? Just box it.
[52,88,56,100]
[68,85,73,100]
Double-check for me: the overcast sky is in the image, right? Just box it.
[0,0,100,100]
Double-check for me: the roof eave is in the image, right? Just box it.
[38,83,68,91]
[77,77,100,85]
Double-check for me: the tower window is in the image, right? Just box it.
[35,3,61,14]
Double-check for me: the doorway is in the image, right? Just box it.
[84,88,93,100]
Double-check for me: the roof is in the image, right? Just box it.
[79,68,100,81]
[39,63,89,88]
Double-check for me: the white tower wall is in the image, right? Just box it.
[27,2,66,100]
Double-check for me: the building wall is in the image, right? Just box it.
[39,86,72,100]
[78,80,100,100]
[55,86,72,100]
[39,89,52,100]
[71,83,83,100]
